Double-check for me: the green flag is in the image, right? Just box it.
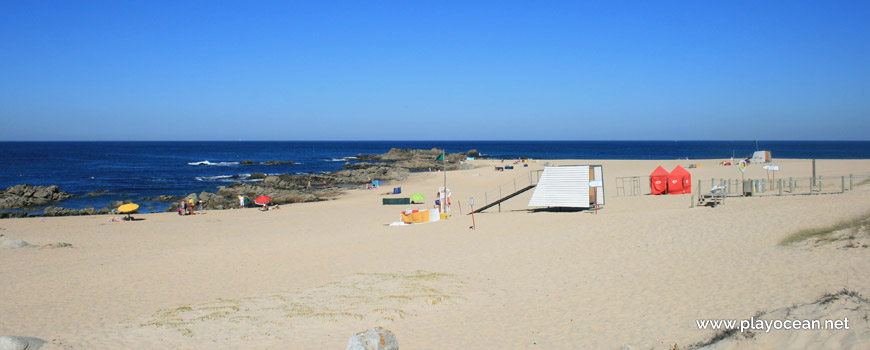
[436,152,444,161]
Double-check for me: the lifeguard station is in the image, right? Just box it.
[528,165,605,209]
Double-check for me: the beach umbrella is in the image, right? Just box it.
[255,195,272,205]
[118,203,139,213]
[410,193,424,202]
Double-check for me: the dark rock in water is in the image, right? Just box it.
[141,195,181,202]
[108,200,133,208]
[342,162,388,170]
[352,148,473,171]
[0,212,28,219]
[0,335,47,349]
[466,149,480,157]
[85,190,110,196]
[0,184,76,209]
[240,160,256,165]
[248,173,267,180]
[355,148,442,161]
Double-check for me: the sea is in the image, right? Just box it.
[2,141,869,214]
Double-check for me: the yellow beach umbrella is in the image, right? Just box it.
[118,203,140,213]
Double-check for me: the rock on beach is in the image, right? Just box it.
[0,336,47,350]
[346,327,398,350]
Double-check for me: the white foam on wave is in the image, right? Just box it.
[195,174,251,182]
[188,160,240,166]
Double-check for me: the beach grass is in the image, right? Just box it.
[780,211,870,245]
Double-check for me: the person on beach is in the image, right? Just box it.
[188,198,195,215]
[179,200,187,215]
[198,200,203,211]
[238,195,245,208]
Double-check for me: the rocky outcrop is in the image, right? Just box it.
[0,185,75,209]
[42,206,112,217]
[216,181,320,204]
[196,191,235,210]
[0,212,27,219]
[141,195,181,202]
[85,190,109,196]
[351,148,476,171]
[355,147,443,161]
[346,327,398,350]
[248,172,267,180]
[331,166,410,184]
[342,162,381,170]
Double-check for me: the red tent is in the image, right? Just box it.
[650,166,669,195]
[668,165,692,194]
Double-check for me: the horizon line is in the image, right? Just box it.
[2,139,870,143]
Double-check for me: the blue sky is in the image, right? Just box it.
[1,1,868,141]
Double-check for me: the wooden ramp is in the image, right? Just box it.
[471,185,536,214]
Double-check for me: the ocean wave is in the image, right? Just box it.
[195,174,251,182]
[188,160,240,166]
[326,157,355,162]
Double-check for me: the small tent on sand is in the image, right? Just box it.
[667,165,692,194]
[650,166,669,195]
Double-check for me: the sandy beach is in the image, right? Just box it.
[2,158,869,349]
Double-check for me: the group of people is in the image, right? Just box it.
[178,198,203,216]
[107,215,135,222]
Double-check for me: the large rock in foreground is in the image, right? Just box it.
[0,185,75,209]
[346,327,398,350]
[0,335,47,350]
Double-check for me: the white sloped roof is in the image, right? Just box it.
[528,166,591,208]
